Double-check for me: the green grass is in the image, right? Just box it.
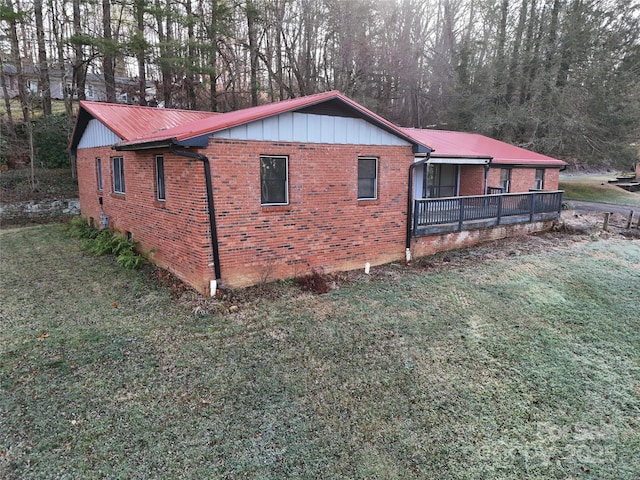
[560,173,640,207]
[1,224,639,479]
[0,98,69,119]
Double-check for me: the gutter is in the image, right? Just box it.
[169,144,222,296]
[406,153,431,261]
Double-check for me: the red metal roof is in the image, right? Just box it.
[403,128,566,166]
[78,101,218,141]
[115,91,424,149]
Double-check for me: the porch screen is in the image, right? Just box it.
[425,164,458,198]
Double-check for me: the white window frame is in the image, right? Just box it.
[534,168,544,190]
[500,168,511,193]
[358,157,378,200]
[260,155,289,206]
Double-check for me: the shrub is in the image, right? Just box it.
[66,217,148,270]
[296,269,332,294]
[33,114,71,169]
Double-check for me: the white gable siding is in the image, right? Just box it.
[77,119,121,149]
[212,112,410,146]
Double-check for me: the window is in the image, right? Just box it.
[155,155,166,201]
[26,80,38,94]
[534,168,544,190]
[260,155,288,205]
[112,156,125,194]
[424,164,458,198]
[500,168,511,193]
[96,157,103,190]
[358,157,378,200]
[85,84,94,98]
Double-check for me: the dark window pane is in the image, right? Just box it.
[156,156,165,200]
[96,158,103,190]
[358,158,377,199]
[113,157,125,194]
[260,156,287,204]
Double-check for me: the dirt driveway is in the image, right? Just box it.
[569,200,639,216]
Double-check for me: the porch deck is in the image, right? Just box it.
[413,191,564,236]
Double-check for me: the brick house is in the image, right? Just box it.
[70,91,566,295]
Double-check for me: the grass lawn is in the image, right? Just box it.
[0,99,70,120]
[560,174,640,207]
[1,224,639,479]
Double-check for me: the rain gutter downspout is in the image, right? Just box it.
[169,144,222,295]
[406,153,431,262]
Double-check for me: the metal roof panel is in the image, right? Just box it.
[402,128,566,166]
[114,91,429,151]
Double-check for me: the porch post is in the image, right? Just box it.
[483,164,489,194]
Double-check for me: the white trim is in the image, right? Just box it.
[427,156,491,165]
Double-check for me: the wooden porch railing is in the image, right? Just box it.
[413,190,564,236]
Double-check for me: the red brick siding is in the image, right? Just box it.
[411,220,556,258]
[545,168,560,190]
[206,140,413,288]
[76,148,214,290]
[487,166,561,192]
[458,165,486,195]
[77,140,563,294]
[78,141,415,293]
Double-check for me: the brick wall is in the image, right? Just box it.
[458,165,486,195]
[411,220,556,259]
[487,166,561,192]
[207,140,413,288]
[77,140,415,293]
[77,141,564,294]
[76,147,214,292]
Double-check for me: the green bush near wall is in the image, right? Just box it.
[33,114,71,169]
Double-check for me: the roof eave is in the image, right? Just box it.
[113,133,209,151]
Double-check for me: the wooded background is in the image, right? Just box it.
[1,0,639,170]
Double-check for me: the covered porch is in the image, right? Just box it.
[412,190,564,236]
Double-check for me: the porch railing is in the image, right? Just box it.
[413,190,563,236]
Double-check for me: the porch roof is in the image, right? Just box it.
[402,128,567,167]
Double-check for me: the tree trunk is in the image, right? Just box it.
[153,0,173,108]
[0,56,15,131]
[506,0,528,104]
[6,0,35,188]
[185,0,197,109]
[135,0,147,106]
[103,0,116,102]
[34,0,52,115]
[72,0,86,101]
[246,0,259,106]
